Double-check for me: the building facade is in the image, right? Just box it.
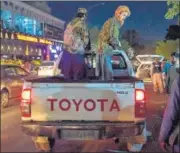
[0,1,65,61]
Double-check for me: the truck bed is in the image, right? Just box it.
[25,76,143,83]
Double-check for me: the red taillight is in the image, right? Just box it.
[135,89,145,101]
[135,89,146,118]
[21,89,31,117]
[22,89,31,100]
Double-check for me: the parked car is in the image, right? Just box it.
[37,61,61,77]
[135,55,164,82]
[1,64,33,108]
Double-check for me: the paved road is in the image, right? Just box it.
[1,84,168,152]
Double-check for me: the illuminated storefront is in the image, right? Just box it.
[0,29,53,60]
[0,9,12,30]
[0,9,43,36]
[0,1,65,61]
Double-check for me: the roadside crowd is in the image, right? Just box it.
[151,51,180,153]
[151,51,179,95]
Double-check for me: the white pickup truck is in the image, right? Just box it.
[20,50,147,152]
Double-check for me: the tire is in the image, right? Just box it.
[126,126,147,152]
[33,137,55,152]
[48,138,55,150]
[1,90,9,109]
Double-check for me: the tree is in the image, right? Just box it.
[120,39,131,51]
[120,39,135,59]
[165,0,180,20]
[132,43,146,56]
[165,25,180,40]
[121,29,147,58]
[122,29,139,46]
[164,0,180,40]
[155,40,179,59]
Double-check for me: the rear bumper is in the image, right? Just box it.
[21,121,146,140]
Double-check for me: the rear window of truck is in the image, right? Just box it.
[111,54,127,69]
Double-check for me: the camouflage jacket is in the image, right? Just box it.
[97,17,121,54]
[63,17,90,54]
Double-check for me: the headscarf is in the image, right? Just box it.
[114,5,131,25]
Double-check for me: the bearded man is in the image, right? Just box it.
[96,6,131,80]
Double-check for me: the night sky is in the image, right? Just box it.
[48,1,177,44]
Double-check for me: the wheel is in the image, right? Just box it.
[126,125,148,152]
[32,137,55,152]
[127,136,144,152]
[48,138,55,150]
[1,90,9,109]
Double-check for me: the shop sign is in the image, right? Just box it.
[39,38,52,45]
[17,34,38,43]
[16,34,53,45]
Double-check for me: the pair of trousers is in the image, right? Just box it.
[162,73,166,88]
[96,53,113,80]
[60,50,86,80]
[152,73,164,93]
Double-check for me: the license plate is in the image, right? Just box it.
[59,130,100,140]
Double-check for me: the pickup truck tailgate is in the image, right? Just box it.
[29,82,137,122]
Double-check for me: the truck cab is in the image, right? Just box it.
[85,50,135,78]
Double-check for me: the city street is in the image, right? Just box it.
[1,0,179,152]
[1,83,168,152]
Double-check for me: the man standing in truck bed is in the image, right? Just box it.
[60,8,90,80]
[96,5,131,80]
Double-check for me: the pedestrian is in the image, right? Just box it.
[165,64,179,94]
[150,58,164,94]
[161,58,167,88]
[165,52,178,94]
[159,74,180,152]
[60,8,90,80]
[162,52,176,77]
[96,5,131,80]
